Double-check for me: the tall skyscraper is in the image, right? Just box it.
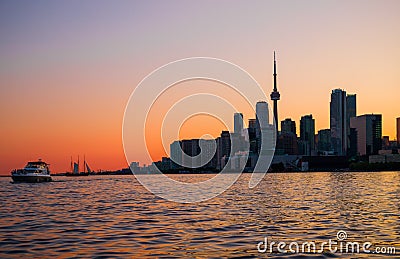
[330,89,347,156]
[255,101,271,154]
[181,139,201,168]
[330,89,356,156]
[300,114,315,155]
[248,119,258,154]
[348,128,358,157]
[397,117,400,146]
[317,129,331,153]
[270,51,280,135]
[234,113,244,135]
[346,94,357,120]
[278,118,298,155]
[277,132,298,155]
[170,140,182,168]
[256,101,269,128]
[199,139,217,169]
[281,118,296,135]
[248,118,257,129]
[346,94,357,151]
[350,114,382,156]
[217,131,231,169]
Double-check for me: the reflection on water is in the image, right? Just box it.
[0,172,399,258]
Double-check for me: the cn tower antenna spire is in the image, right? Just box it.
[273,51,277,91]
[270,51,280,136]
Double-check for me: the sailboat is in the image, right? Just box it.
[66,156,92,176]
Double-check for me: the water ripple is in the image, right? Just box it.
[0,172,399,257]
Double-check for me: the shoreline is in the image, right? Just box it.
[2,170,399,177]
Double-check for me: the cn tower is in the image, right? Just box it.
[270,51,280,137]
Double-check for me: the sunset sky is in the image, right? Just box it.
[1,0,399,174]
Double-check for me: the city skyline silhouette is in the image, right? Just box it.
[1,1,399,173]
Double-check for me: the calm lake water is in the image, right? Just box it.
[1,172,399,258]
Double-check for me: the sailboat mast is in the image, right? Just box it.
[83,155,86,174]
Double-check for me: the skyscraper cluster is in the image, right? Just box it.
[277,88,384,158]
[169,100,273,172]
[153,52,398,173]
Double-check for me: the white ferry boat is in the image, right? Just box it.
[11,160,52,183]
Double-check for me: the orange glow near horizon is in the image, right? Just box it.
[143,80,257,165]
[1,69,399,175]
[146,113,229,162]
[1,70,399,175]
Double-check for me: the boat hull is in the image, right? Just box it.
[12,175,52,183]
